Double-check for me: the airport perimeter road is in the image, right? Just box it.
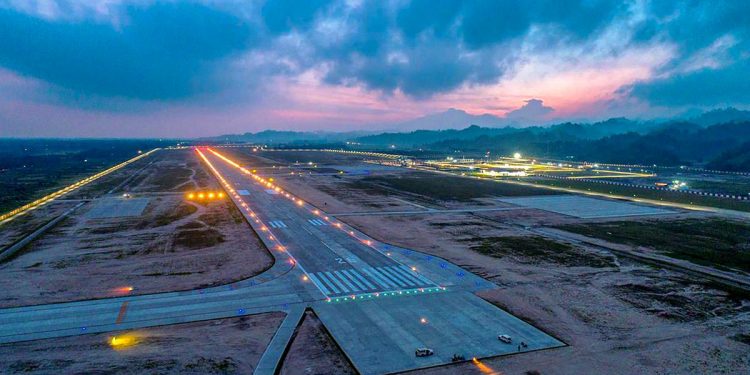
[0,147,564,375]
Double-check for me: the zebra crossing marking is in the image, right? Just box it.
[307,273,331,295]
[307,219,327,226]
[379,267,413,287]
[268,220,287,228]
[341,270,368,290]
[317,273,341,294]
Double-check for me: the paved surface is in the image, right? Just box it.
[315,292,562,374]
[0,147,564,374]
[498,195,675,218]
[255,304,306,375]
[332,206,524,217]
[85,197,150,219]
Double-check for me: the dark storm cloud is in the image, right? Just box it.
[0,2,254,100]
[3,0,750,110]
[260,0,333,35]
[625,60,750,106]
[627,1,750,107]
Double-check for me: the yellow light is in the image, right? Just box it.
[109,334,138,350]
[218,192,224,198]
[198,193,205,199]
[208,192,215,199]
[187,193,195,199]
[297,201,304,206]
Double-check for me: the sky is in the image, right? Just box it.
[0,0,749,138]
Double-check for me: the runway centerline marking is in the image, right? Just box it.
[115,302,129,324]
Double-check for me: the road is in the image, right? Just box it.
[0,147,563,374]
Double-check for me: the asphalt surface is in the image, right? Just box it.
[0,147,564,374]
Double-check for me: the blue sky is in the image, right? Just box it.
[0,0,748,137]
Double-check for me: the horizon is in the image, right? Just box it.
[1,1,749,138]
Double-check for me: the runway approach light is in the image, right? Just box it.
[109,334,138,350]
[513,152,522,160]
[185,190,225,201]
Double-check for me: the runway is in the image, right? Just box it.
[0,147,564,374]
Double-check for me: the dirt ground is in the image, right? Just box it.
[280,310,356,375]
[252,152,750,374]
[0,149,273,307]
[0,312,285,374]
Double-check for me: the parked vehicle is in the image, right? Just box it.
[498,334,512,343]
[415,348,434,357]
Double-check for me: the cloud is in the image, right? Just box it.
[505,99,554,120]
[0,2,254,100]
[624,60,750,107]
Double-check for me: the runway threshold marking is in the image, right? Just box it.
[115,302,129,324]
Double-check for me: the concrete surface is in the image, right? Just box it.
[498,195,675,218]
[85,197,150,219]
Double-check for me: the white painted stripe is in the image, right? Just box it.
[371,267,403,288]
[349,269,376,289]
[341,270,367,290]
[317,273,341,294]
[379,267,413,286]
[361,268,392,289]
[388,266,423,285]
[324,272,349,293]
[401,266,432,284]
[399,266,432,285]
[307,273,331,295]
[333,271,360,292]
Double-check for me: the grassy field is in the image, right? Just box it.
[351,174,560,201]
[466,235,615,268]
[0,139,168,213]
[529,177,750,212]
[557,219,750,273]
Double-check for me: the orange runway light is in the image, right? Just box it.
[113,286,134,295]
[198,193,205,199]
[187,193,195,200]
[471,357,495,374]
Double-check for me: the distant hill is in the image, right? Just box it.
[690,107,750,127]
[203,130,372,144]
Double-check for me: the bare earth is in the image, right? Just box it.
[252,152,750,375]
[280,310,356,375]
[0,312,285,374]
[0,149,273,307]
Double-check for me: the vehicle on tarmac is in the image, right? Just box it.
[415,348,434,357]
[498,334,512,343]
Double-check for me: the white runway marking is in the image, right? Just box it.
[307,273,331,295]
[268,220,287,228]
[308,218,327,226]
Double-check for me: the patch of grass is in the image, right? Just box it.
[557,219,750,272]
[173,228,225,250]
[351,175,558,201]
[148,166,193,191]
[730,333,750,345]
[142,202,197,228]
[466,236,615,268]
